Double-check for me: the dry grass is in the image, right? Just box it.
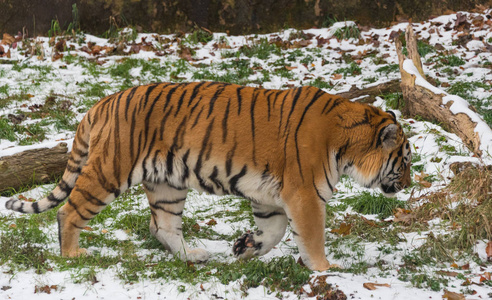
[408,163,492,256]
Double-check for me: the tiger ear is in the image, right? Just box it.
[379,124,398,149]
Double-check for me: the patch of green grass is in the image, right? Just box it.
[214,256,312,293]
[272,66,295,80]
[437,55,465,67]
[334,62,361,77]
[237,38,281,60]
[376,64,399,74]
[109,58,141,78]
[286,49,304,62]
[185,28,214,45]
[309,77,333,90]
[170,59,190,80]
[332,24,361,40]
[417,40,435,57]
[0,84,9,97]
[380,92,403,109]
[18,122,47,145]
[81,81,111,98]
[342,191,406,219]
[446,81,490,99]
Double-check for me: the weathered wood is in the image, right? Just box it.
[396,25,491,158]
[336,79,401,103]
[0,143,69,193]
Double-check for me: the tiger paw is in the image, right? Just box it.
[65,247,88,258]
[233,231,263,259]
[185,248,209,263]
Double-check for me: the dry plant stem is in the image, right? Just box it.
[396,24,487,158]
[0,143,69,193]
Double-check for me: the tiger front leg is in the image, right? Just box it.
[283,191,340,271]
[233,204,288,259]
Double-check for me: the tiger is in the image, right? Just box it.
[6,81,411,271]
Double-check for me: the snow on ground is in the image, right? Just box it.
[0,8,491,300]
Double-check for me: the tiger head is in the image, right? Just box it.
[343,111,412,197]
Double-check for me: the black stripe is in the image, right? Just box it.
[32,202,40,213]
[191,106,204,128]
[75,133,89,149]
[158,104,174,140]
[207,84,226,118]
[188,81,207,107]
[175,89,188,117]
[222,99,231,143]
[67,198,90,221]
[278,89,291,136]
[144,86,165,139]
[229,165,247,197]
[154,198,186,204]
[313,181,327,203]
[141,129,158,181]
[209,166,225,192]
[124,87,139,121]
[253,211,284,218]
[129,105,138,161]
[322,163,334,192]
[142,83,161,108]
[284,87,304,135]
[164,84,181,111]
[250,90,258,165]
[225,141,237,176]
[323,97,344,115]
[149,203,183,216]
[71,147,88,157]
[58,179,73,194]
[194,118,216,193]
[266,91,274,121]
[292,89,324,182]
[236,86,245,115]
[78,189,108,207]
[181,149,190,181]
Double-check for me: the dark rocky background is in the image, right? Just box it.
[0,0,489,36]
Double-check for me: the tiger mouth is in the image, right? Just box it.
[381,183,400,196]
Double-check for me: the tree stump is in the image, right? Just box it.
[396,25,492,159]
[0,143,69,194]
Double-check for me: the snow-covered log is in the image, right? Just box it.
[0,143,69,193]
[396,25,492,159]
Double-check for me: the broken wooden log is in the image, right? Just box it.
[0,142,70,194]
[396,25,492,159]
[336,79,401,104]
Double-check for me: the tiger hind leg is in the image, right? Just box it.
[144,182,209,262]
[233,203,287,259]
[57,171,122,257]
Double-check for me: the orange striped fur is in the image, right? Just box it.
[6,82,411,271]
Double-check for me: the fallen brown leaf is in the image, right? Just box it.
[393,208,416,225]
[437,270,459,277]
[486,240,492,260]
[206,219,217,226]
[331,222,352,236]
[442,290,465,300]
[363,282,390,290]
[1,33,15,46]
